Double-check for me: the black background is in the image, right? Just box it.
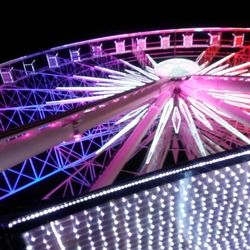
[0,2,249,63]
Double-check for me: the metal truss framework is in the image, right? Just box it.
[0,28,250,201]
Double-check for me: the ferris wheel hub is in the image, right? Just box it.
[154,58,200,78]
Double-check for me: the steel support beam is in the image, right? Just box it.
[0,78,171,171]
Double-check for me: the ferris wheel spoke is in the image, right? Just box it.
[202,135,224,153]
[179,98,207,157]
[187,97,250,145]
[197,53,236,75]
[182,84,250,127]
[178,121,200,160]
[143,98,174,168]
[140,122,173,174]
[90,89,173,191]
[197,46,250,76]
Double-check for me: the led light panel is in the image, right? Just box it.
[3,148,250,250]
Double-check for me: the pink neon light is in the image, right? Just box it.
[73,134,81,142]
[171,106,181,134]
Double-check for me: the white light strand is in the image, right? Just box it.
[8,149,250,228]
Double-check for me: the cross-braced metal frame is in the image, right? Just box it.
[0,28,250,201]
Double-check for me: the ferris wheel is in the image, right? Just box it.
[0,27,250,202]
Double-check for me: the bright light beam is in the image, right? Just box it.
[146,54,158,67]
[121,59,160,81]
[209,64,229,75]
[188,97,250,144]
[73,75,142,86]
[115,104,149,124]
[56,86,131,92]
[198,53,235,75]
[46,95,110,105]
[145,98,174,164]
[179,98,207,157]
[209,92,250,104]
[94,65,127,76]
[190,105,213,130]
[95,109,147,155]
[214,62,250,76]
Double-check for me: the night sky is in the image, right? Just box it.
[0,3,249,63]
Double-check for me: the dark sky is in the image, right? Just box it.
[0,2,249,63]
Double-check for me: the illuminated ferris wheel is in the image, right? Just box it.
[0,27,250,202]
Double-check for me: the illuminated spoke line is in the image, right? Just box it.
[179,98,207,157]
[223,101,250,109]
[190,105,213,131]
[145,98,173,165]
[46,95,111,105]
[73,75,143,86]
[113,69,152,83]
[120,59,160,81]
[55,86,132,92]
[146,54,158,67]
[209,92,250,104]
[201,135,224,153]
[208,64,229,75]
[212,62,250,76]
[96,109,148,155]
[188,97,250,145]
[197,53,236,75]
[115,104,149,125]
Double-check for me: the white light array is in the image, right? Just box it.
[8,149,250,229]
[48,59,156,106]
[22,158,250,249]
